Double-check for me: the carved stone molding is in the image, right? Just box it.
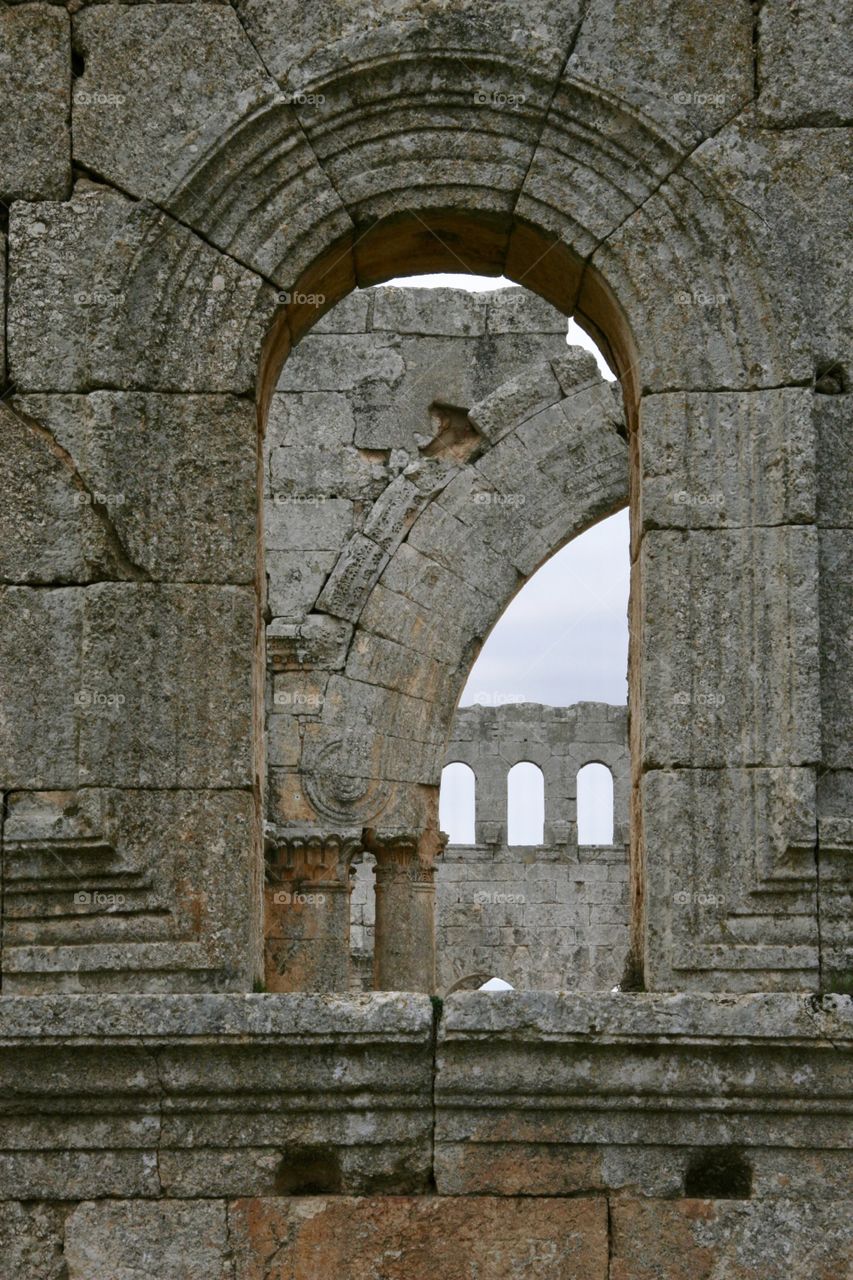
[265,830,363,888]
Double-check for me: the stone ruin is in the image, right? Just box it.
[0,3,850,1276]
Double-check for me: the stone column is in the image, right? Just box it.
[264,832,361,992]
[366,831,443,993]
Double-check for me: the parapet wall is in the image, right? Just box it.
[351,703,631,993]
[438,702,630,992]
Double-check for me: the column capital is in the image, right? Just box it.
[362,826,448,871]
[265,828,363,888]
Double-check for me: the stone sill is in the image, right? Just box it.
[0,992,849,1203]
[0,990,849,1045]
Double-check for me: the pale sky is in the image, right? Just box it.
[383,274,629,844]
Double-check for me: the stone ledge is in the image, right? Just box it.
[438,990,853,1043]
[0,991,432,1044]
[434,991,853,1197]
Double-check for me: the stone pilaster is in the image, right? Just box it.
[366,830,446,993]
[264,831,361,992]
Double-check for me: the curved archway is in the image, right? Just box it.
[15,17,811,997]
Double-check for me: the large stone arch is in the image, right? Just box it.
[3,2,833,996]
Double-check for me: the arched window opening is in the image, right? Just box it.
[479,977,514,991]
[506,762,545,846]
[577,762,615,845]
[439,762,476,845]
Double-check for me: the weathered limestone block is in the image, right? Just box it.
[817,395,853,529]
[0,5,70,200]
[311,290,371,333]
[65,1200,230,1280]
[0,586,84,788]
[2,787,257,993]
[640,389,816,530]
[643,767,819,991]
[640,527,820,768]
[269,439,386,500]
[569,0,754,134]
[266,390,356,451]
[228,1195,608,1280]
[587,162,810,392]
[373,286,487,337]
[819,529,853,771]
[15,394,258,582]
[0,1201,66,1280]
[693,121,851,370]
[77,584,255,788]
[278,333,405,394]
[266,496,353,552]
[0,580,256,791]
[610,1197,853,1280]
[8,185,277,393]
[72,5,275,204]
[757,0,852,126]
[0,401,128,585]
[72,6,353,287]
[0,993,434,1197]
[435,992,853,1195]
[0,230,5,381]
[266,548,338,620]
[234,0,585,87]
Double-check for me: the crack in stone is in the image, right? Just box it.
[5,400,151,582]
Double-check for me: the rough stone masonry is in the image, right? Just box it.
[0,1,850,1276]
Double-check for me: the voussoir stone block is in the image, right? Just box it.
[8,185,277,393]
[73,6,353,286]
[0,5,70,201]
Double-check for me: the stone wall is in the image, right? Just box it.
[0,2,850,1276]
[437,702,630,992]
[350,703,631,994]
[0,992,850,1277]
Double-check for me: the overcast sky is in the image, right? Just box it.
[384,274,629,844]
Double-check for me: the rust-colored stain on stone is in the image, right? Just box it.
[228,1195,609,1279]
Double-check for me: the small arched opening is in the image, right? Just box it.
[577,762,615,846]
[506,762,545,846]
[439,762,477,846]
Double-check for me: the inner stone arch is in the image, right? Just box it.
[261,272,630,994]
